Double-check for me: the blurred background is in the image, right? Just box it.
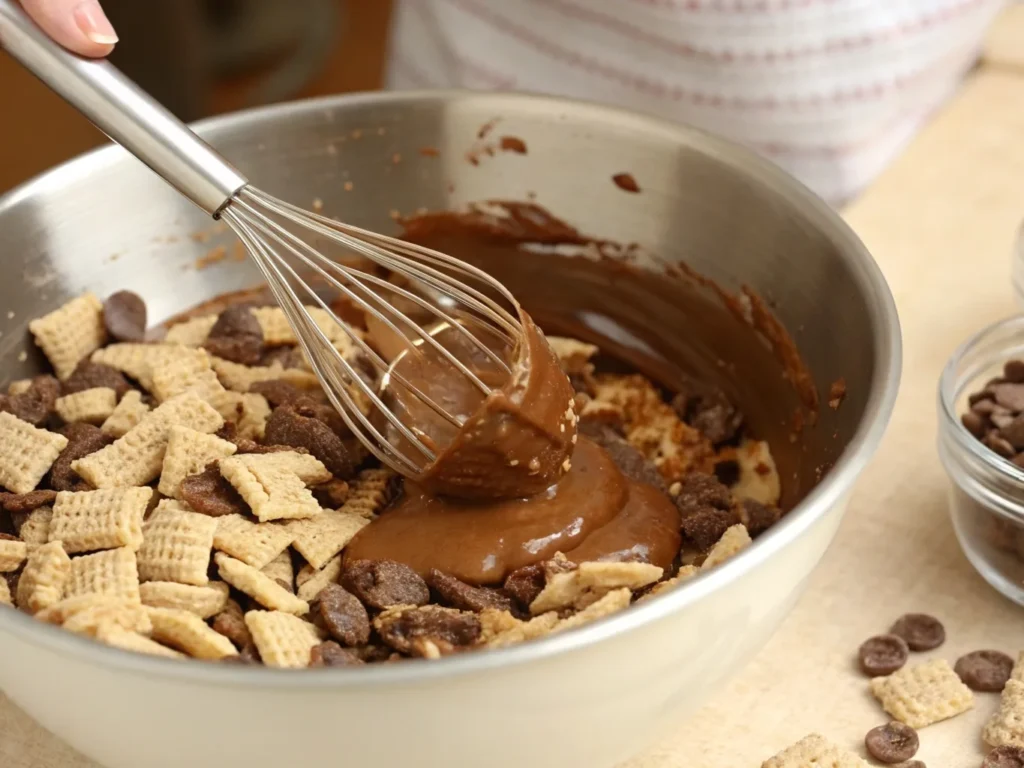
[0,0,394,194]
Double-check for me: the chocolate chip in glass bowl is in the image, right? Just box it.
[858,634,909,676]
[864,721,919,764]
[309,641,364,667]
[1005,359,1024,383]
[984,746,1024,768]
[103,290,147,342]
[990,383,1024,412]
[341,559,430,610]
[889,613,945,651]
[954,650,1015,692]
[984,432,1017,459]
[310,583,370,647]
[963,410,988,438]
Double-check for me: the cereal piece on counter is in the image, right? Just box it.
[260,550,294,592]
[761,733,869,768]
[95,623,185,659]
[139,581,229,619]
[7,379,32,396]
[54,388,118,426]
[870,658,974,728]
[49,487,153,554]
[212,514,292,570]
[728,438,782,507]
[91,343,209,391]
[641,565,700,600]
[72,392,224,488]
[984,679,1024,748]
[147,606,238,659]
[286,510,368,570]
[219,452,330,522]
[0,537,27,571]
[702,524,752,569]
[158,426,237,498]
[65,547,141,603]
[295,555,343,602]
[546,336,599,373]
[207,391,270,440]
[28,293,106,380]
[0,577,11,606]
[551,588,632,634]
[215,552,309,615]
[151,351,225,404]
[245,609,323,668]
[529,561,662,615]
[478,609,560,648]
[164,315,217,347]
[16,540,71,613]
[18,506,53,553]
[101,390,150,438]
[136,504,218,586]
[0,413,68,494]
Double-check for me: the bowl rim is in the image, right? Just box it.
[0,89,902,688]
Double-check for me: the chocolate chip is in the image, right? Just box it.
[63,361,131,398]
[0,375,61,426]
[211,599,252,649]
[309,641,364,667]
[311,584,370,647]
[962,410,987,437]
[991,383,1024,412]
[858,634,909,676]
[215,421,238,443]
[259,346,306,370]
[899,762,925,768]
[375,605,481,657]
[50,423,112,491]
[179,463,248,517]
[737,498,781,537]
[249,379,310,409]
[994,408,1017,431]
[712,459,740,487]
[1006,360,1024,383]
[864,721,919,764]
[889,613,945,651]
[312,478,350,509]
[341,559,430,610]
[264,405,359,478]
[984,432,1017,458]
[1001,416,1024,450]
[0,490,57,513]
[103,290,147,342]
[203,306,264,365]
[503,563,545,609]
[672,388,743,445]
[428,569,512,613]
[955,650,1015,692]
[674,472,733,518]
[578,421,665,491]
[681,507,736,551]
[985,746,1024,768]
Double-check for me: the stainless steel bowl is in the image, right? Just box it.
[0,91,900,768]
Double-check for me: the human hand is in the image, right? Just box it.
[19,0,117,57]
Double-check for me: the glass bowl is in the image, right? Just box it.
[938,314,1024,606]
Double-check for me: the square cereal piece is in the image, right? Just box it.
[343,469,397,518]
[38,594,152,636]
[49,487,153,554]
[479,609,560,648]
[28,293,106,379]
[641,565,700,601]
[761,733,869,768]
[208,391,270,441]
[547,336,599,373]
[261,550,294,592]
[7,379,32,396]
[213,514,293,569]
[18,506,53,553]
[16,540,71,613]
[0,537,27,572]
[72,391,223,489]
[164,315,217,347]
[551,588,632,634]
[0,412,68,494]
[296,555,342,602]
[286,510,369,570]
[146,606,238,659]
[984,678,1024,748]
[92,344,209,391]
[870,658,974,728]
[136,504,218,586]
[101,390,150,438]
[215,552,308,615]
[210,356,319,393]
[139,581,229,619]
[702,524,752,570]
[0,577,11,606]
[158,426,237,498]
[245,609,323,668]
[65,548,141,603]
[54,388,118,425]
[95,623,185,659]
[530,561,663,615]
[219,452,330,523]
[151,351,225,404]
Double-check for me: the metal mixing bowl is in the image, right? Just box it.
[0,91,900,768]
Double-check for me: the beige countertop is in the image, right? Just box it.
[6,15,1024,768]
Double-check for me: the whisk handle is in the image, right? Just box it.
[0,0,247,216]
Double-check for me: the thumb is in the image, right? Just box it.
[19,0,118,58]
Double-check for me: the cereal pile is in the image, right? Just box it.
[763,612,1024,767]
[0,290,783,667]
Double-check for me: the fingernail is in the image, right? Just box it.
[73,1,118,45]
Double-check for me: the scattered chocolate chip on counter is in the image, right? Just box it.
[865,721,919,764]
[889,613,945,651]
[859,634,910,676]
[955,650,1015,692]
[984,746,1024,768]
[612,173,640,193]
